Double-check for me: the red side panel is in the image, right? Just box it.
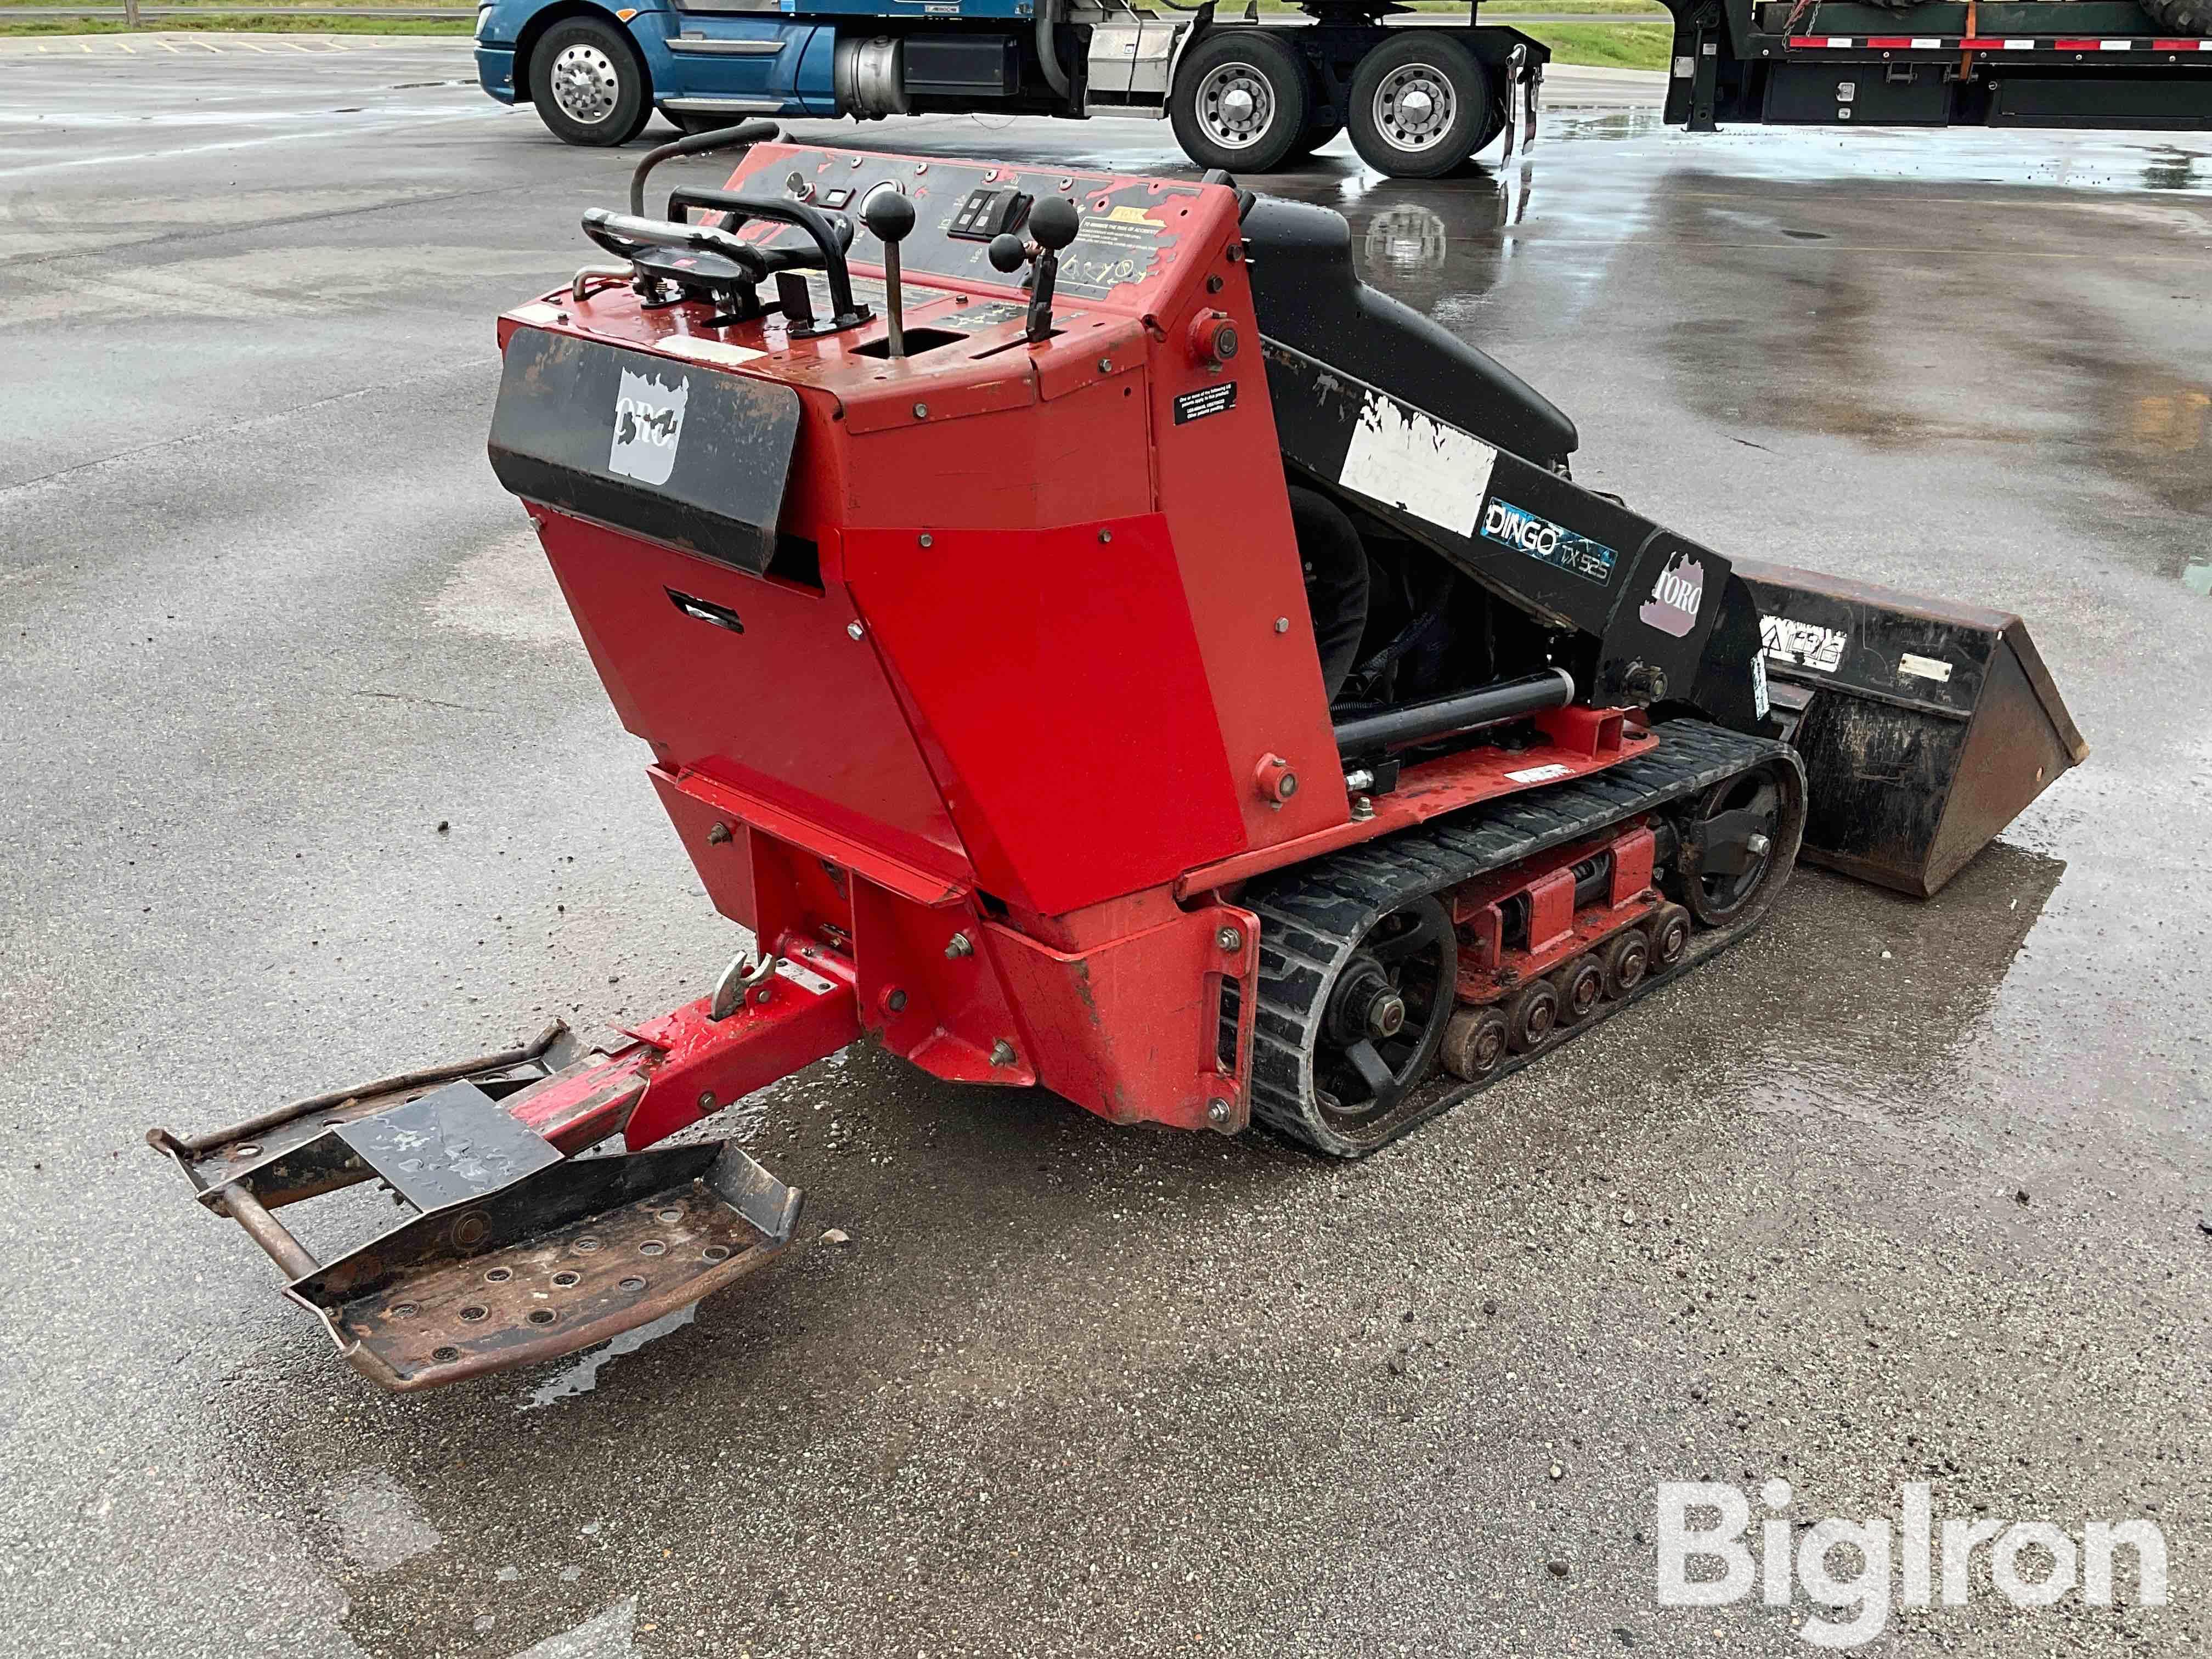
[843,513,1247,916]
[535,514,968,884]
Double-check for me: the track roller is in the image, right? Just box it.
[1554,955,1605,1025]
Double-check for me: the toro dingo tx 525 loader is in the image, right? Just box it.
[151,126,2085,1391]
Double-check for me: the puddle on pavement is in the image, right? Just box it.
[319,1466,442,1575]
[506,1596,637,1658]
[519,1306,696,1411]
[1712,842,2069,1141]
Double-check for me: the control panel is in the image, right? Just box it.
[716,145,1215,308]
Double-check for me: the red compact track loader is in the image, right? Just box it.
[151,126,2086,1392]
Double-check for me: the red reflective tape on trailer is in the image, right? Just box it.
[1788,35,1856,47]
[2152,37,2212,48]
[1867,35,1909,46]
[1960,37,2004,48]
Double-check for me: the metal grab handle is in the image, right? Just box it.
[664,188,867,328]
[628,119,780,217]
[580,207,771,285]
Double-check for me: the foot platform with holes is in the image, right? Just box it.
[285,1140,803,1391]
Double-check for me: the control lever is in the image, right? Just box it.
[986,196,1080,345]
[861,188,916,359]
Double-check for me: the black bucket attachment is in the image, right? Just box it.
[1735,560,2087,899]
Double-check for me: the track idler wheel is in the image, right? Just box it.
[1554,955,1605,1024]
[1601,929,1650,997]
[1678,759,1802,927]
[1307,895,1458,1148]
[1503,978,1558,1053]
[1649,902,1692,969]
[1441,1004,1509,1081]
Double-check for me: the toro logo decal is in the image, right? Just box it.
[1477,497,1617,586]
[608,366,690,487]
[1639,552,1706,638]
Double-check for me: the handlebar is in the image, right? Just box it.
[628,119,779,217]
[580,208,771,285]
[663,188,866,329]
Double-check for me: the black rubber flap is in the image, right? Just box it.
[1736,558,2087,899]
[488,328,799,573]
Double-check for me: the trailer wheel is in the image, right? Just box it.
[1170,31,1312,173]
[529,18,652,148]
[2141,0,2210,31]
[1347,35,1487,178]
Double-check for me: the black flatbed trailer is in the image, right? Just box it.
[1660,0,2212,129]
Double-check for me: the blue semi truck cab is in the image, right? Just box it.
[472,0,1551,177]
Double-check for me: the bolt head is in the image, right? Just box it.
[706,821,731,845]
[887,989,908,1013]
[847,621,866,641]
[1216,926,1243,953]
[1746,832,1771,857]
[1098,528,1113,544]
[919,532,934,549]
[697,1091,716,1111]
[1279,771,1299,799]
[754,985,773,1005]
[912,403,929,419]
[1367,991,1407,1040]
[1097,357,1113,374]
[1206,1099,1231,1126]
[990,1040,1016,1067]
[1274,617,1290,634]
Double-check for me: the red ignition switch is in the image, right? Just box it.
[1187,309,1240,369]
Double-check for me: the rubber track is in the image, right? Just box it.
[1244,719,1804,1156]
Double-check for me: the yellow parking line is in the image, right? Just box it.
[240,40,274,52]
[286,40,318,52]
[116,42,135,52]
[157,39,183,52]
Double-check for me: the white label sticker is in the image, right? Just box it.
[1761,614,1847,674]
[1338,393,1496,537]
[608,365,690,487]
[1898,652,1954,684]
[774,957,838,997]
[1751,651,1770,720]
[1505,763,1574,784]
[509,302,563,326]
[653,335,767,369]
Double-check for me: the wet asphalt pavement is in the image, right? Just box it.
[3,33,2210,1659]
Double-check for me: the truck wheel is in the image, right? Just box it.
[529,18,651,147]
[2141,0,2210,31]
[1347,35,1487,179]
[1170,31,1312,173]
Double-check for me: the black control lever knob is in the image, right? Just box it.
[1028,196,1080,253]
[862,188,915,246]
[986,232,1028,274]
[861,188,917,359]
